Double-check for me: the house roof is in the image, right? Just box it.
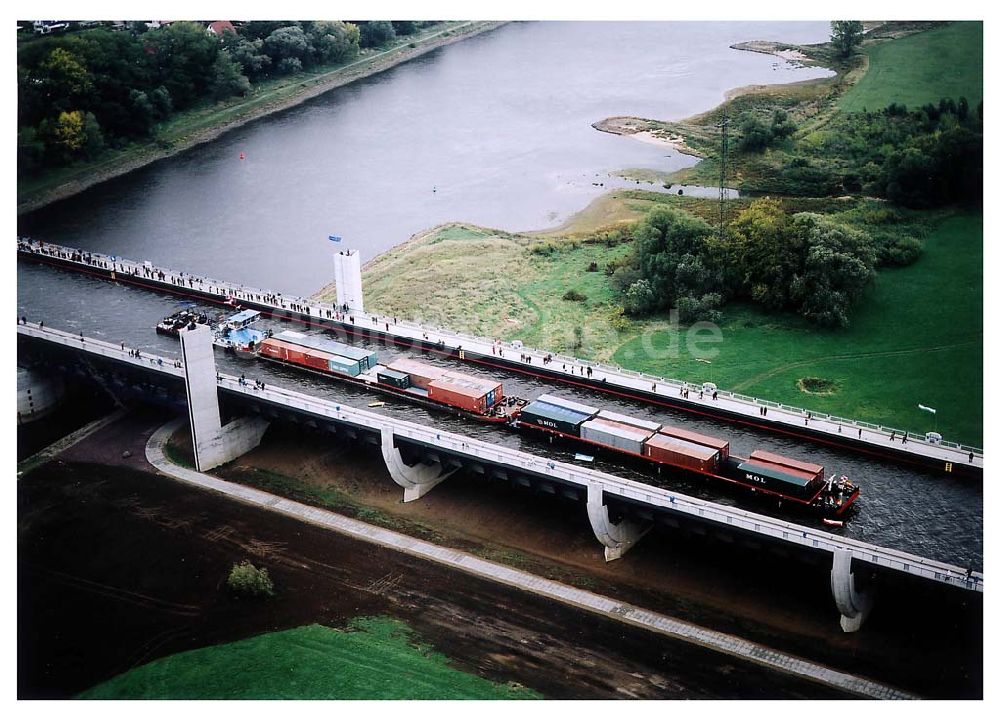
[207,20,236,35]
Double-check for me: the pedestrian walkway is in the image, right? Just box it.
[145,417,915,700]
[17,238,983,470]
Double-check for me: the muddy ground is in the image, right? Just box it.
[18,408,981,698]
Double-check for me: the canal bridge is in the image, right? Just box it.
[17,321,984,633]
[17,238,983,477]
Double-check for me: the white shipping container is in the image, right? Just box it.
[580,418,653,455]
[596,409,662,432]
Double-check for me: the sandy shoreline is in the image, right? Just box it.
[17,22,507,215]
[591,117,705,158]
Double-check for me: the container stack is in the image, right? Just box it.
[259,330,378,377]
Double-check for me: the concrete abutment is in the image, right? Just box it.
[180,325,270,471]
[830,549,875,633]
[380,427,457,502]
[587,483,651,561]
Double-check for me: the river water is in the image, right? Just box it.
[16,22,981,567]
[20,21,832,295]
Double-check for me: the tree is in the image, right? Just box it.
[623,279,656,316]
[208,50,250,100]
[359,20,396,48]
[51,110,86,154]
[231,38,272,81]
[309,21,360,64]
[830,21,864,58]
[739,116,772,152]
[769,108,796,140]
[264,25,313,65]
[789,213,876,328]
[725,198,804,309]
[392,21,418,35]
[633,206,715,308]
[227,560,274,597]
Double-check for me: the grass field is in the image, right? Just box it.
[360,205,982,446]
[81,618,540,699]
[839,22,983,112]
[612,210,983,445]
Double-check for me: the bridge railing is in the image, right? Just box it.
[17,239,984,457]
[17,321,984,592]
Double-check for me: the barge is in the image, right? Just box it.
[515,394,859,519]
[257,330,527,422]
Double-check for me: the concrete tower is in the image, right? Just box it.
[333,249,364,313]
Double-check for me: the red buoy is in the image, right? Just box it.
[239,152,245,160]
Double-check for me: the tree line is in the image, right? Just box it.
[18,21,432,173]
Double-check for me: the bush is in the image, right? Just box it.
[623,279,657,316]
[586,261,598,272]
[227,560,275,597]
[562,289,587,302]
[879,235,922,266]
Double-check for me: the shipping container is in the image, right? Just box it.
[377,368,411,389]
[427,379,487,414]
[643,433,720,471]
[387,357,450,389]
[518,400,590,436]
[536,393,598,417]
[596,409,661,433]
[657,425,731,460]
[737,460,820,498]
[276,330,378,369]
[580,417,654,455]
[439,372,504,404]
[749,449,824,480]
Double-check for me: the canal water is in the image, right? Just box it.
[16,22,980,567]
[19,21,832,295]
[16,264,984,570]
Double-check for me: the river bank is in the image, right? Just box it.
[16,21,506,215]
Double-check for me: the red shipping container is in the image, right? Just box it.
[427,379,488,414]
[644,433,719,471]
[657,425,730,460]
[388,357,450,389]
[749,449,823,480]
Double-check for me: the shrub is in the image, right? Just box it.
[879,235,922,266]
[586,261,598,272]
[623,279,657,316]
[227,560,275,597]
[562,289,587,302]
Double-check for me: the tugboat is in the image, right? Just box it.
[155,309,211,336]
[213,309,269,357]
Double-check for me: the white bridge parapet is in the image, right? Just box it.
[16,321,985,628]
[17,239,984,469]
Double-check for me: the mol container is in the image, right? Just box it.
[749,450,823,481]
[737,460,820,498]
[643,433,719,471]
[536,394,598,418]
[657,425,731,461]
[387,357,450,389]
[580,417,654,455]
[518,400,590,436]
[427,374,502,414]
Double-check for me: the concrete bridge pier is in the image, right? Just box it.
[179,325,269,472]
[830,549,875,633]
[380,427,457,502]
[587,483,651,561]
